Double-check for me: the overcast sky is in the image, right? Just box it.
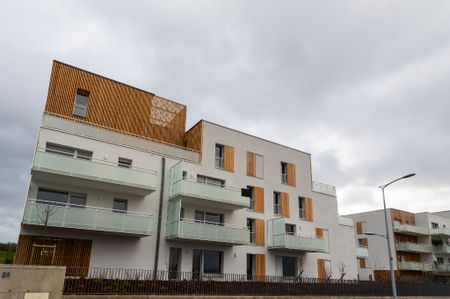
[1,0,450,242]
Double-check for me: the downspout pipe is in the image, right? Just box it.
[153,156,165,279]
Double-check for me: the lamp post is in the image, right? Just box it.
[379,173,416,299]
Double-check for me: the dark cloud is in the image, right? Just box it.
[1,0,450,241]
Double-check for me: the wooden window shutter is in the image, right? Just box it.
[305,198,314,221]
[356,222,363,234]
[255,219,265,246]
[280,192,290,217]
[255,254,266,278]
[362,238,368,248]
[287,163,296,186]
[359,258,366,268]
[254,186,264,213]
[317,259,326,280]
[247,151,256,177]
[224,145,235,172]
[315,228,324,238]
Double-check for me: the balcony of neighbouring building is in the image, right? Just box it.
[356,246,369,259]
[397,261,434,272]
[393,224,430,236]
[32,150,158,196]
[338,216,353,227]
[169,162,249,210]
[395,242,433,254]
[433,245,450,254]
[165,200,250,245]
[430,227,450,236]
[436,264,450,272]
[312,181,336,196]
[22,199,154,237]
[267,218,328,253]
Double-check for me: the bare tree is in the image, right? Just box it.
[36,202,57,264]
[338,262,346,282]
[295,257,305,282]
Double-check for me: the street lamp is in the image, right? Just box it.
[379,173,416,299]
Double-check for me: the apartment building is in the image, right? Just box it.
[347,209,450,280]
[14,60,358,280]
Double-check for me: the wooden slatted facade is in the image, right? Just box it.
[356,222,363,234]
[255,219,265,247]
[45,61,188,147]
[255,254,266,277]
[184,120,203,158]
[15,234,92,276]
[305,197,314,221]
[247,151,256,177]
[315,228,324,238]
[287,163,296,186]
[253,186,264,213]
[223,145,235,172]
[317,259,327,280]
[280,192,290,218]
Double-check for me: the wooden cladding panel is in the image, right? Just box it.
[255,219,265,246]
[287,163,296,186]
[356,222,363,234]
[255,254,266,277]
[359,258,366,268]
[224,145,235,172]
[254,186,264,213]
[317,259,326,280]
[15,234,92,276]
[316,228,324,238]
[185,121,203,152]
[45,61,187,146]
[305,197,314,221]
[361,238,368,248]
[395,234,418,243]
[280,192,290,218]
[390,209,416,225]
[247,151,256,177]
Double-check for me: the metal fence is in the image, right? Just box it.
[63,267,450,296]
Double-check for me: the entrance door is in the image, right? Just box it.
[282,256,297,277]
[168,247,182,279]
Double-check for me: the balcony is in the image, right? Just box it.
[395,242,432,253]
[22,199,153,237]
[393,224,430,236]
[267,218,328,253]
[433,245,450,254]
[169,163,249,210]
[398,261,433,272]
[436,264,450,272]
[430,227,450,236]
[32,151,158,196]
[338,216,353,227]
[356,246,369,259]
[165,200,249,245]
[312,181,336,196]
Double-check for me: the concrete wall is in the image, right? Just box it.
[0,265,65,299]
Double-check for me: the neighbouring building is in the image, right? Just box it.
[347,208,450,280]
[14,60,358,280]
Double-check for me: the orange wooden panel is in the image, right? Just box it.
[359,258,366,268]
[280,192,290,217]
[254,186,264,213]
[390,209,416,225]
[247,151,256,177]
[255,219,265,246]
[305,198,314,221]
[317,259,326,280]
[361,238,369,248]
[356,222,363,234]
[185,120,203,152]
[287,163,296,187]
[224,145,235,172]
[255,254,266,277]
[316,228,324,238]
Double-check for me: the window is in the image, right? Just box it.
[282,256,297,277]
[281,162,288,184]
[248,186,255,211]
[118,157,132,168]
[195,210,224,225]
[192,250,222,274]
[113,198,127,214]
[247,254,256,280]
[285,224,296,235]
[46,143,92,160]
[168,248,182,279]
[73,89,89,117]
[273,192,281,215]
[437,257,444,265]
[197,175,224,187]
[180,207,185,220]
[432,222,439,229]
[299,197,305,219]
[358,238,365,247]
[215,144,224,169]
[37,188,86,208]
[247,218,255,245]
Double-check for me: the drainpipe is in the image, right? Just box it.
[153,156,165,279]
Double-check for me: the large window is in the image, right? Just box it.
[248,186,255,211]
[73,89,90,117]
[46,143,92,160]
[113,198,128,214]
[247,218,255,245]
[273,192,281,215]
[299,197,305,219]
[281,162,288,184]
[192,250,222,274]
[197,175,224,187]
[37,188,86,207]
[195,210,224,225]
[282,256,297,277]
[215,144,224,169]
[247,254,256,280]
[168,247,182,279]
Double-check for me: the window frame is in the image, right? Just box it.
[273,192,281,215]
[73,89,90,118]
[215,144,224,169]
[298,197,306,219]
[192,249,223,275]
[45,143,92,161]
[281,162,288,184]
[118,157,133,169]
[113,198,128,214]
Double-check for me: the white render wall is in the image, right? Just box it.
[20,118,358,279]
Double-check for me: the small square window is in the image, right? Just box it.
[113,198,128,214]
[118,157,132,168]
[286,224,296,235]
[73,89,90,117]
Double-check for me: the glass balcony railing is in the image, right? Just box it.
[397,261,434,272]
[395,242,432,253]
[433,245,450,254]
[22,199,153,237]
[430,227,450,236]
[436,264,450,272]
[32,150,158,194]
[166,218,250,245]
[338,216,353,227]
[312,181,336,196]
[393,224,430,236]
[356,246,369,258]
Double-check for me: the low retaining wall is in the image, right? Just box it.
[0,265,66,299]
